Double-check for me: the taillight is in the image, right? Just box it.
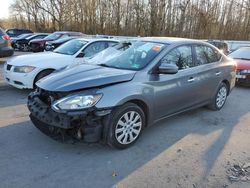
[2,35,10,41]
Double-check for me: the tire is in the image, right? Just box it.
[33,69,54,88]
[21,44,30,52]
[208,82,228,111]
[106,103,146,149]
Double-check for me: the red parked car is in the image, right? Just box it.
[229,47,250,85]
[29,31,84,52]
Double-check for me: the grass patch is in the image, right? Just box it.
[0,60,6,64]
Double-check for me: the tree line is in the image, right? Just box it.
[2,0,250,40]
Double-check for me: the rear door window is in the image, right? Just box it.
[194,45,221,66]
[83,41,110,57]
[107,41,118,47]
[160,45,193,70]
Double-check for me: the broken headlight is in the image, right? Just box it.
[52,93,102,111]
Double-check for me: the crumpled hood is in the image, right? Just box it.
[235,59,250,70]
[36,64,136,92]
[7,52,72,68]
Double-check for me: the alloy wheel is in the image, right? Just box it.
[216,86,227,108]
[115,111,142,145]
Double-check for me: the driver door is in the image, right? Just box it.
[151,45,202,119]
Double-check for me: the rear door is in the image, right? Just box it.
[152,45,203,119]
[192,44,223,102]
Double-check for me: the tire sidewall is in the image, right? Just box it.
[107,103,146,149]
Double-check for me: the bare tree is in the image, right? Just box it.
[5,0,250,40]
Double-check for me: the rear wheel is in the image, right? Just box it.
[33,69,54,88]
[107,103,145,149]
[208,82,228,111]
[21,44,30,52]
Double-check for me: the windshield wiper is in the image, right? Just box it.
[98,63,113,68]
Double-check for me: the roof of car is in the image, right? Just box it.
[33,33,50,35]
[74,37,119,43]
[54,31,83,34]
[139,37,200,44]
[72,36,206,45]
[239,46,250,49]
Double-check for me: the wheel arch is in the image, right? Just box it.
[33,68,55,88]
[124,99,150,127]
[221,79,230,95]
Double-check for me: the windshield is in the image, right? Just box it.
[53,39,87,55]
[229,48,250,60]
[45,33,61,40]
[54,37,74,43]
[89,41,167,70]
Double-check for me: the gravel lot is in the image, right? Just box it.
[0,54,249,188]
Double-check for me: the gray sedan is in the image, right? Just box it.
[28,37,236,149]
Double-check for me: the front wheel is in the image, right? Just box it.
[107,103,146,149]
[208,82,228,111]
[21,44,30,52]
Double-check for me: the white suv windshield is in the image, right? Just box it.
[53,40,87,55]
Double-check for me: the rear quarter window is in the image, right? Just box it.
[195,45,221,66]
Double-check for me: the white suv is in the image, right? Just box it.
[4,38,118,89]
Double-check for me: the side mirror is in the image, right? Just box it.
[158,64,178,74]
[76,52,85,58]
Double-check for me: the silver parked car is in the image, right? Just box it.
[28,37,236,149]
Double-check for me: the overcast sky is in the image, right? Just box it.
[0,0,13,18]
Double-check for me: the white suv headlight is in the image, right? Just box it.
[52,94,102,111]
[13,66,36,73]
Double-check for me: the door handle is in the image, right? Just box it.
[187,77,195,83]
[215,71,221,76]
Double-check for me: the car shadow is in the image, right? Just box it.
[0,90,249,188]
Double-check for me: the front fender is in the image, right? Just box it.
[95,82,155,124]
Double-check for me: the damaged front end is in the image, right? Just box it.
[27,88,111,143]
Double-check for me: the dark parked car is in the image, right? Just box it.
[44,36,77,51]
[0,28,14,57]
[229,47,250,85]
[11,33,34,49]
[28,38,236,149]
[15,33,49,51]
[6,28,33,38]
[29,31,84,52]
[207,40,229,54]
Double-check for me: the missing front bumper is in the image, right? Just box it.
[28,92,106,143]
